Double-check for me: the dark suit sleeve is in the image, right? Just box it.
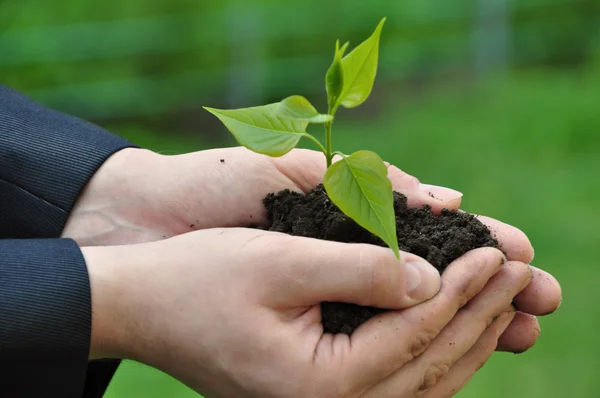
[0,239,92,396]
[0,84,134,239]
[0,85,137,397]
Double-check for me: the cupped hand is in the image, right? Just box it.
[83,228,529,398]
[63,146,561,353]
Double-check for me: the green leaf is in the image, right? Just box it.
[339,41,350,57]
[325,40,346,110]
[276,95,333,123]
[204,104,307,157]
[323,150,399,258]
[339,17,386,109]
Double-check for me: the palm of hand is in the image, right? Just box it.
[149,147,459,232]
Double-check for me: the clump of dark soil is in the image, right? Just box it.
[263,184,498,335]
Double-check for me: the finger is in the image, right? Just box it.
[386,165,463,213]
[345,247,504,388]
[474,215,534,263]
[497,312,541,353]
[269,236,441,309]
[272,150,463,213]
[420,309,515,398]
[368,261,530,396]
[513,266,562,315]
[478,216,562,316]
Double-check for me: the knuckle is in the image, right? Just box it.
[425,289,464,328]
[455,289,470,312]
[458,305,491,331]
[485,313,497,329]
[509,260,530,276]
[480,247,506,264]
[467,247,506,274]
[419,361,451,392]
[410,329,437,359]
[444,247,505,309]
[504,261,533,288]
[444,277,472,311]
[360,247,397,306]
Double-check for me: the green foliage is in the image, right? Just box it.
[338,17,385,109]
[324,150,399,258]
[325,40,348,111]
[204,18,400,258]
[203,104,307,157]
[276,96,333,123]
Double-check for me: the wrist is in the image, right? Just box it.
[62,148,163,245]
[82,246,136,360]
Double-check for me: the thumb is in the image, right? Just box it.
[274,236,441,309]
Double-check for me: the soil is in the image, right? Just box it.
[263,184,498,335]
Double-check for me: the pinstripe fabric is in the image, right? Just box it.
[0,84,137,396]
[0,84,134,238]
[0,239,91,396]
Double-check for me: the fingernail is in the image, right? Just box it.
[419,184,463,204]
[495,310,515,338]
[406,259,441,301]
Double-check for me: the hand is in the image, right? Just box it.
[83,228,529,397]
[63,146,561,353]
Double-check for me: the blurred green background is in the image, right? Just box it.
[2,0,598,396]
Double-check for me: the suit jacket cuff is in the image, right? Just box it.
[0,238,91,397]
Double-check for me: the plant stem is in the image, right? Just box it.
[325,103,339,167]
[325,122,333,167]
[302,133,328,157]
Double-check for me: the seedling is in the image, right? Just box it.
[204,18,400,258]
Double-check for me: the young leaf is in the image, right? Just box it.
[339,41,350,57]
[325,40,347,110]
[339,17,386,109]
[276,95,333,123]
[204,104,307,157]
[323,150,399,258]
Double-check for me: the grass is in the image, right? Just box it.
[105,67,599,397]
